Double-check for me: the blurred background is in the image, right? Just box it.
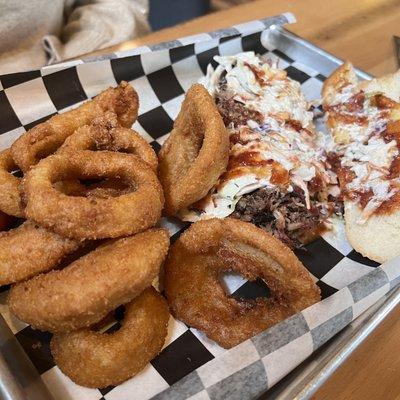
[0,0,253,74]
[149,0,251,30]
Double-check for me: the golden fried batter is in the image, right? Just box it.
[58,112,157,171]
[23,151,164,239]
[9,229,169,333]
[0,149,23,217]
[51,287,169,388]
[11,81,139,172]
[164,218,320,348]
[0,221,80,285]
[158,84,229,215]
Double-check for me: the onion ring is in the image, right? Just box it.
[23,151,164,239]
[58,112,157,171]
[0,148,94,217]
[0,221,80,285]
[164,218,321,348]
[8,229,169,332]
[11,81,139,172]
[158,84,229,215]
[50,287,169,388]
[0,149,23,217]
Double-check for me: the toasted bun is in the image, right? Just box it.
[323,62,400,143]
[325,63,400,263]
[322,61,357,105]
[344,202,400,263]
[322,62,358,144]
[323,62,400,103]
[359,69,400,101]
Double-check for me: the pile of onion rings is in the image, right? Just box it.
[2,81,172,388]
[2,80,324,389]
[164,218,321,348]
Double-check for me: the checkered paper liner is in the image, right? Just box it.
[0,13,399,400]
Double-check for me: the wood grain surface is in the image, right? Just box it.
[89,2,400,398]
[88,0,400,76]
[312,305,400,400]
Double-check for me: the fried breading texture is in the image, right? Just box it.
[0,149,23,217]
[22,151,164,239]
[58,111,157,171]
[164,218,320,348]
[11,81,139,171]
[0,147,104,217]
[8,229,170,332]
[0,221,80,285]
[51,287,169,388]
[158,84,229,215]
[66,178,134,199]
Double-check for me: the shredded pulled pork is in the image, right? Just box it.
[231,187,333,249]
[180,52,340,247]
[215,90,263,127]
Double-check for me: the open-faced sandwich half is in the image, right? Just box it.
[322,62,400,263]
[176,52,338,249]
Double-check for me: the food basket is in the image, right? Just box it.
[0,13,399,400]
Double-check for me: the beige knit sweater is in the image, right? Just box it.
[0,0,150,75]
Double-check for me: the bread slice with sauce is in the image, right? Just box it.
[344,201,400,263]
[323,62,400,263]
[323,62,400,144]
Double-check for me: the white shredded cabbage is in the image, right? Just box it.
[181,53,333,222]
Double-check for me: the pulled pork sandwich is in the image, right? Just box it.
[322,61,400,263]
[179,52,338,248]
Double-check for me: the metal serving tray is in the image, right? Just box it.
[0,19,398,400]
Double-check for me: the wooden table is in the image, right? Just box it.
[88,0,400,76]
[89,1,400,399]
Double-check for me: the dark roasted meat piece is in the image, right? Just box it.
[231,187,333,249]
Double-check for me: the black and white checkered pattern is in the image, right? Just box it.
[0,14,399,400]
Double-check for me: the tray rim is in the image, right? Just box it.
[0,18,398,400]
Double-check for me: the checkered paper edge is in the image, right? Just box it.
[0,14,399,400]
[152,260,400,400]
